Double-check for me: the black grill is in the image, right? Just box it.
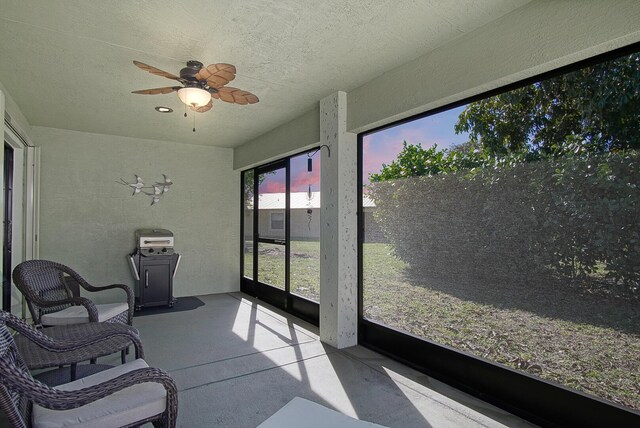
[128,229,181,310]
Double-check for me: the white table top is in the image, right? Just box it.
[258,397,389,428]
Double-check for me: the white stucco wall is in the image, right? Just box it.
[234,105,320,170]
[31,126,240,302]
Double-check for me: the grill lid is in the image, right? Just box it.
[136,228,174,250]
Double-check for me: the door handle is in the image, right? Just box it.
[145,270,149,288]
[128,256,140,281]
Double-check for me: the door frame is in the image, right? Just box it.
[240,150,320,325]
[2,143,13,311]
[2,99,39,317]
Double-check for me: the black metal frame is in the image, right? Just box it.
[240,150,320,326]
[2,143,14,312]
[357,42,640,427]
[240,169,254,296]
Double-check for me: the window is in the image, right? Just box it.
[360,47,640,423]
[270,212,284,230]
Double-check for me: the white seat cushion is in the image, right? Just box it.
[32,359,167,428]
[41,302,128,326]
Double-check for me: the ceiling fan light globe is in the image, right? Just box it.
[177,87,211,108]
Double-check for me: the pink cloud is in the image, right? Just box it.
[260,180,285,194]
[290,166,320,193]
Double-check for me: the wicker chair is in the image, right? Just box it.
[13,260,134,327]
[0,311,178,428]
[8,311,142,384]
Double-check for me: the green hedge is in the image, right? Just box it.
[368,150,640,293]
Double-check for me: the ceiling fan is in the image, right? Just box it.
[131,60,259,113]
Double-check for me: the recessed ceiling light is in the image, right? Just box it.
[155,106,173,113]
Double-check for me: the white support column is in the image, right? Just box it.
[320,91,358,348]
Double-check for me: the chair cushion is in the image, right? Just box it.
[32,359,167,428]
[41,303,128,326]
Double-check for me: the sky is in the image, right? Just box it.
[259,105,470,193]
[362,105,468,185]
[258,153,320,194]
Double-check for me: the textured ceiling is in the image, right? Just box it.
[0,0,530,148]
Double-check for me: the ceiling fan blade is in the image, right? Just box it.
[196,63,236,89]
[133,60,181,81]
[190,100,213,113]
[131,86,182,95]
[211,87,259,105]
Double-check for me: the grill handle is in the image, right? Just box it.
[173,254,182,279]
[145,270,149,288]
[128,255,140,281]
[143,239,171,244]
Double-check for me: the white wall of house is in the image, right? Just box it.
[256,209,321,240]
[290,209,320,240]
[30,126,240,302]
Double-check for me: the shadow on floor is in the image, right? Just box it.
[130,293,447,427]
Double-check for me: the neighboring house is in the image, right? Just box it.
[245,192,381,241]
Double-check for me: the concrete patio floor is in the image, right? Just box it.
[99,293,536,427]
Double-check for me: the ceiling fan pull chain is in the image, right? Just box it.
[184,103,187,118]
[193,112,196,132]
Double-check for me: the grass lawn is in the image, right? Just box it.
[246,240,321,301]
[363,243,640,410]
[248,240,639,410]
[290,240,320,301]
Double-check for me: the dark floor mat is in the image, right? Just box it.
[133,296,205,317]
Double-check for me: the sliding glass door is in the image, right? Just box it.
[241,150,320,325]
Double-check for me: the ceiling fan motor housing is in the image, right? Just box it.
[180,60,204,82]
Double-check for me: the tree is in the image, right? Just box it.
[455,53,640,156]
[243,170,276,206]
[369,141,538,183]
[367,52,640,292]
[369,143,457,182]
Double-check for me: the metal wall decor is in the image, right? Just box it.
[118,174,173,205]
[304,146,328,229]
[306,184,313,231]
